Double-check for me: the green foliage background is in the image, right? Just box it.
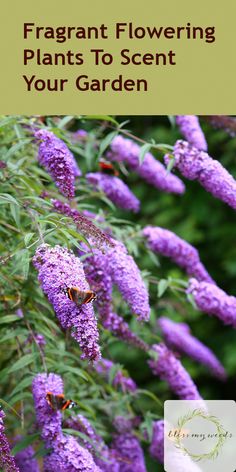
[0,115,236,471]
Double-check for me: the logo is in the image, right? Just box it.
[164,400,236,471]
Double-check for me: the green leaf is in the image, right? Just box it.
[9,375,34,398]
[0,315,21,324]
[157,279,169,297]
[98,131,117,158]
[5,138,32,159]
[139,143,152,165]
[24,232,35,246]
[8,353,37,374]
[11,433,40,455]
[10,203,20,227]
[83,115,118,125]
[166,156,176,173]
[0,193,19,206]
[57,116,74,129]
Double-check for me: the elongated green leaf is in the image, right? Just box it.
[157,279,169,298]
[8,353,36,374]
[9,375,34,398]
[0,315,21,324]
[83,115,118,125]
[139,143,152,165]
[98,131,117,158]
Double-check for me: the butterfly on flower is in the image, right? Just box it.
[46,392,77,411]
[99,158,119,176]
[66,286,96,305]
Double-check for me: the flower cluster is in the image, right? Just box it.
[176,115,207,150]
[149,420,164,463]
[108,135,185,194]
[158,317,226,380]
[101,311,149,351]
[106,240,150,322]
[187,278,236,327]
[52,198,113,250]
[33,244,101,361]
[14,439,39,472]
[32,373,102,472]
[0,409,19,472]
[142,225,214,283]
[94,358,137,392]
[111,429,147,472]
[34,129,81,199]
[165,140,236,210]
[148,343,202,400]
[65,415,120,472]
[206,115,236,137]
[83,240,150,322]
[86,172,140,212]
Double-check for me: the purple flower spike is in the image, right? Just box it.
[148,343,202,400]
[149,420,164,463]
[166,140,236,210]
[111,431,147,472]
[158,317,226,380]
[86,172,140,212]
[33,244,101,361]
[34,129,81,199]
[142,225,215,283]
[188,278,236,327]
[32,373,63,446]
[83,241,150,323]
[108,135,185,194]
[32,374,101,472]
[107,240,150,322]
[65,415,119,472]
[176,115,207,150]
[94,358,137,393]
[44,434,102,472]
[0,409,19,472]
[52,199,113,250]
[101,311,149,351]
[14,441,39,472]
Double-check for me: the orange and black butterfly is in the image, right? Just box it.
[99,158,119,176]
[66,287,96,306]
[46,392,77,411]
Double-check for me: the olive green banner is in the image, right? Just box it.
[0,0,235,114]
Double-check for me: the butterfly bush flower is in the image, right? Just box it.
[148,343,202,400]
[206,115,236,137]
[83,240,150,323]
[34,129,81,199]
[32,374,101,472]
[94,358,137,393]
[158,317,226,380]
[142,225,214,283]
[149,420,164,463]
[65,415,120,472]
[108,135,185,194]
[83,249,148,349]
[176,115,207,150]
[101,311,149,351]
[107,240,150,322]
[149,420,202,472]
[14,440,39,472]
[52,199,113,250]
[0,409,20,472]
[187,278,236,327]
[111,430,147,472]
[33,244,101,361]
[165,140,236,210]
[86,172,140,212]
[25,333,46,350]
